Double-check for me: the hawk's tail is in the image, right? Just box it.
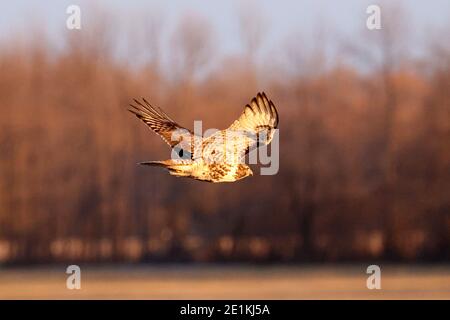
[139,160,168,167]
[139,160,192,177]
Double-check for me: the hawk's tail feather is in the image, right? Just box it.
[139,160,192,177]
[139,161,167,167]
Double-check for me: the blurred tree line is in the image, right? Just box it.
[0,7,448,265]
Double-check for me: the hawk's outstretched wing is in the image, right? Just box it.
[128,98,193,157]
[198,92,279,163]
[228,92,279,133]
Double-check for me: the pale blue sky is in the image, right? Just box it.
[1,0,449,65]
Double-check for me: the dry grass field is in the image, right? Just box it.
[0,265,449,300]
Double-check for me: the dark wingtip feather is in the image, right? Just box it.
[142,97,152,108]
[127,106,139,116]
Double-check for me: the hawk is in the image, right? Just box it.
[128,92,279,183]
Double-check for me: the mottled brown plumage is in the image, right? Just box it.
[128,92,278,183]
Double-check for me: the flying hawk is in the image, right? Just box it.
[128,92,279,183]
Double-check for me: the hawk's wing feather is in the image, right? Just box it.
[227,92,278,159]
[128,98,193,154]
[197,92,279,163]
[229,92,279,132]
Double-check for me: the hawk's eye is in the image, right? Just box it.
[173,147,191,159]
